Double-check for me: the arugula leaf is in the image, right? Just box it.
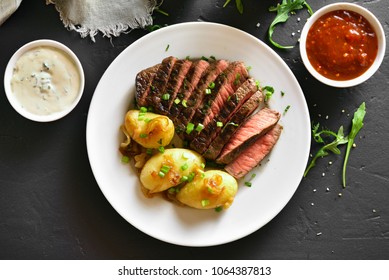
[268,0,313,49]
[304,125,348,177]
[342,102,366,187]
[223,0,244,14]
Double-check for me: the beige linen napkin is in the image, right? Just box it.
[0,0,22,25]
[46,0,161,41]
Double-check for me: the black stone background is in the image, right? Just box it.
[0,0,388,259]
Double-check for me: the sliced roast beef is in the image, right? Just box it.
[203,88,264,160]
[135,64,160,107]
[174,59,229,137]
[144,56,177,112]
[225,124,283,179]
[188,61,249,133]
[216,107,281,165]
[189,78,259,155]
[156,59,193,115]
[169,59,210,121]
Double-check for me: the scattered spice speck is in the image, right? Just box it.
[372,209,377,213]
[338,193,342,197]
[313,189,317,192]
[328,161,333,165]
[322,172,325,177]
[325,115,329,119]
[326,187,330,192]
[256,22,261,28]
[291,32,296,36]
[352,143,357,148]
[316,232,322,236]
[311,202,315,206]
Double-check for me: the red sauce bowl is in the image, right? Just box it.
[300,3,385,88]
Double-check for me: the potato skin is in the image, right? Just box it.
[176,170,238,210]
[140,148,205,193]
[124,110,174,148]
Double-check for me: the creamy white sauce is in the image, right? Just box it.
[11,46,81,115]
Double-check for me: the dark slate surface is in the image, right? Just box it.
[0,0,388,259]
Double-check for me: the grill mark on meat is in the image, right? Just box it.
[203,87,264,160]
[145,56,177,112]
[189,78,259,155]
[156,59,193,115]
[216,107,281,165]
[135,64,160,107]
[174,59,229,137]
[189,61,248,132]
[225,124,283,179]
[169,59,210,121]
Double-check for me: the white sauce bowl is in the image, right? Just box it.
[299,2,386,88]
[4,39,85,122]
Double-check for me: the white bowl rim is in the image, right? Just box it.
[3,39,85,122]
[299,2,386,88]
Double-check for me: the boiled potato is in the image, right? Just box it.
[124,109,174,148]
[176,170,238,210]
[140,148,205,193]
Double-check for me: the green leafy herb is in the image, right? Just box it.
[268,0,313,49]
[342,102,366,187]
[304,102,366,187]
[304,125,349,177]
[223,0,244,14]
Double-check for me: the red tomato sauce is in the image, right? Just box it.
[306,10,378,81]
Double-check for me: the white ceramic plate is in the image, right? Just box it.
[86,22,311,247]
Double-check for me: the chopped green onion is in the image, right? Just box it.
[158,171,166,177]
[165,44,170,52]
[200,163,205,169]
[210,55,216,60]
[215,206,223,212]
[281,91,285,97]
[205,88,212,94]
[208,82,215,89]
[181,163,189,171]
[182,152,190,159]
[216,121,223,127]
[182,100,188,108]
[207,187,214,194]
[139,133,148,138]
[180,176,188,182]
[283,105,291,115]
[158,146,165,153]
[162,93,170,100]
[195,123,204,132]
[174,98,181,104]
[168,187,176,194]
[187,172,196,182]
[201,56,209,61]
[244,181,252,187]
[140,107,148,113]
[121,155,130,163]
[146,148,153,155]
[186,123,195,134]
[201,199,210,207]
[160,165,171,174]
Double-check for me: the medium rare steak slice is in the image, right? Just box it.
[189,78,259,155]
[225,124,283,179]
[156,59,193,115]
[216,107,281,164]
[135,64,160,107]
[204,88,264,160]
[174,59,229,136]
[189,61,249,133]
[169,59,210,121]
[144,56,177,112]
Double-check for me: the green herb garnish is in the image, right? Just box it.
[268,0,313,49]
[263,86,275,101]
[223,0,244,14]
[304,102,366,187]
[342,102,366,187]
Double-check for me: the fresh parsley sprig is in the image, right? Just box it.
[268,0,313,49]
[304,103,366,187]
